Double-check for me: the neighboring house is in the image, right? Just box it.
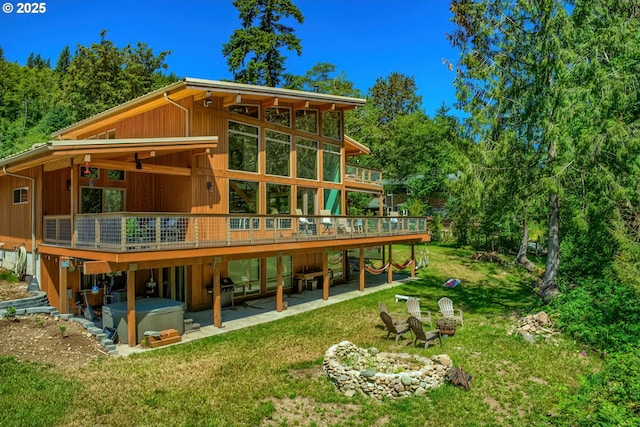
[0,78,430,346]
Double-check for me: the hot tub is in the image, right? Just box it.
[102,298,184,344]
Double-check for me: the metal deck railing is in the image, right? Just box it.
[42,213,430,252]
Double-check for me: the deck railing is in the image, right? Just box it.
[42,213,430,252]
[345,164,382,185]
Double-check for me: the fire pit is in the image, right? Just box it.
[323,341,452,399]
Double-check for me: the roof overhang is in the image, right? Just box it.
[51,78,367,140]
[0,136,218,176]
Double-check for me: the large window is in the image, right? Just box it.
[229,180,259,229]
[296,187,317,216]
[228,121,259,173]
[296,137,318,180]
[228,259,261,296]
[295,109,318,134]
[266,255,293,291]
[266,183,291,229]
[265,129,291,177]
[12,187,28,204]
[322,111,342,140]
[322,143,342,183]
[265,107,291,127]
[80,188,124,213]
[323,189,342,215]
[228,105,260,119]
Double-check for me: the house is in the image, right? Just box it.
[0,78,430,346]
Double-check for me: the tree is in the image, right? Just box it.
[222,0,304,87]
[61,30,172,122]
[284,62,361,97]
[368,72,422,126]
[54,45,71,74]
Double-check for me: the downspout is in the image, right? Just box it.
[2,166,36,279]
[164,92,190,137]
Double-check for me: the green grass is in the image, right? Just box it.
[0,244,602,426]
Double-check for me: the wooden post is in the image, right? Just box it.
[213,261,221,327]
[359,246,365,291]
[387,245,393,284]
[157,268,164,298]
[411,242,416,278]
[127,269,136,347]
[276,255,283,312]
[322,251,329,301]
[59,259,68,314]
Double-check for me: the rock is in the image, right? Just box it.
[522,333,536,343]
[415,387,427,396]
[400,373,412,386]
[432,354,452,367]
[344,390,356,398]
[360,369,376,378]
[535,312,550,325]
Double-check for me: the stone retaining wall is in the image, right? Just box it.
[323,341,452,400]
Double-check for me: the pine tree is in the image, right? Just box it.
[222,0,304,87]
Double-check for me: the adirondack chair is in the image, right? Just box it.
[379,301,405,326]
[406,297,432,328]
[320,209,335,234]
[380,311,410,343]
[438,297,464,326]
[295,208,315,234]
[407,316,442,349]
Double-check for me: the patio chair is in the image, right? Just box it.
[295,208,314,234]
[337,218,351,234]
[438,297,464,326]
[320,209,335,234]
[407,316,442,349]
[406,297,433,328]
[378,301,405,326]
[380,311,410,343]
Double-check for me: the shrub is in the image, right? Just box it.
[556,351,640,426]
[553,278,640,353]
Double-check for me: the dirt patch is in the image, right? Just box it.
[261,396,361,426]
[0,314,107,368]
[0,279,32,302]
[0,272,107,369]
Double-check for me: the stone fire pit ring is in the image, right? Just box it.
[323,341,452,400]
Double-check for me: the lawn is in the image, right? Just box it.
[1,244,602,426]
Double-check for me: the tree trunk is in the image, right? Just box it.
[541,192,560,302]
[516,209,537,273]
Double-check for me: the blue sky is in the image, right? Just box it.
[0,0,459,116]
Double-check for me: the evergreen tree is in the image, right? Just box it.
[55,45,71,74]
[369,72,422,126]
[223,0,304,87]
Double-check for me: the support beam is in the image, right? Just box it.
[276,255,283,312]
[411,243,416,278]
[127,269,136,347]
[293,100,310,110]
[359,246,365,291]
[89,159,192,177]
[387,245,393,284]
[59,259,68,314]
[322,251,329,301]
[213,261,222,327]
[261,97,279,108]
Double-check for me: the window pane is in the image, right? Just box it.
[79,165,99,179]
[323,189,342,215]
[322,143,342,183]
[80,188,103,213]
[228,259,261,296]
[108,170,125,181]
[322,111,342,140]
[265,107,291,127]
[265,130,291,176]
[228,105,260,119]
[296,187,316,216]
[229,180,258,213]
[266,184,291,229]
[228,121,259,173]
[13,187,28,204]
[296,137,317,180]
[266,256,293,291]
[103,189,124,212]
[295,110,318,134]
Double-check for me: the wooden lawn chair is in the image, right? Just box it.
[407,316,442,349]
[406,297,432,328]
[438,297,464,326]
[379,311,410,343]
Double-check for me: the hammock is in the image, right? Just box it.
[392,259,414,270]
[364,261,390,274]
[416,248,429,270]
